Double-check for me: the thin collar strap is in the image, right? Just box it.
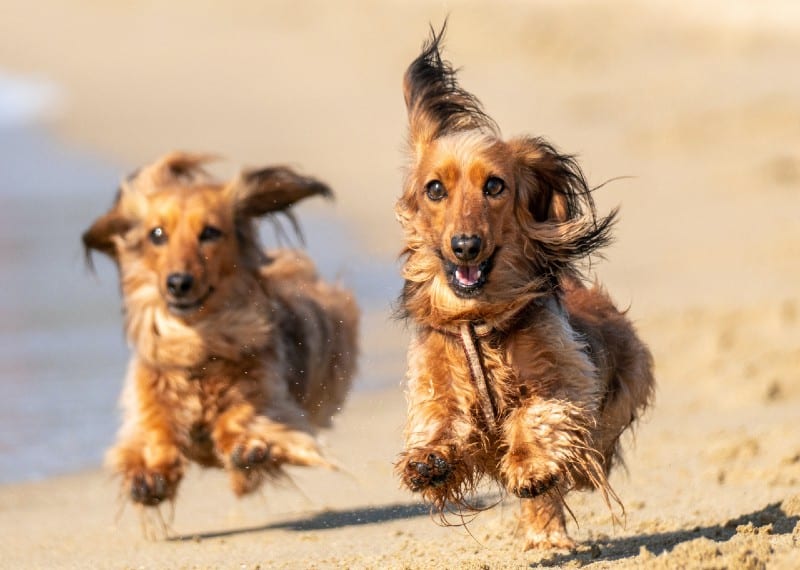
[458,322,498,432]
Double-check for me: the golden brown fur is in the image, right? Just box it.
[83,152,358,507]
[394,27,654,550]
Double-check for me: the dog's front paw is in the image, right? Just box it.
[396,446,474,510]
[125,466,181,506]
[397,446,462,493]
[501,451,561,499]
[227,439,280,496]
[406,452,453,491]
[226,429,331,473]
[513,475,559,498]
[225,431,332,496]
[231,440,273,471]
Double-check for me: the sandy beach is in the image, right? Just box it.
[1,0,799,567]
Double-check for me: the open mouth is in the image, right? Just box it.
[166,287,214,316]
[443,250,496,298]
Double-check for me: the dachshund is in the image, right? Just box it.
[83,152,358,511]
[394,27,654,550]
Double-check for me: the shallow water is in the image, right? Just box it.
[0,122,400,484]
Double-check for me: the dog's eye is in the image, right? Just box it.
[425,180,447,201]
[199,225,223,242]
[484,177,505,197]
[149,227,167,245]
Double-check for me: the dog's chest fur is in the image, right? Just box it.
[134,353,269,467]
[416,300,601,431]
[123,287,281,466]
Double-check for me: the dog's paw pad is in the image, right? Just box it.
[406,452,453,491]
[231,443,272,470]
[514,475,558,498]
[130,472,169,506]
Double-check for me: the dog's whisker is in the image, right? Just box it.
[590,175,638,193]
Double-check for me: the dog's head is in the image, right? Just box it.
[83,152,330,321]
[396,26,615,325]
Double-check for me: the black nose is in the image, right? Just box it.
[166,273,194,297]
[451,234,482,261]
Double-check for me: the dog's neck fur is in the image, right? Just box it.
[422,293,562,339]
[401,264,556,336]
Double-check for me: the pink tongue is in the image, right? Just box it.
[456,265,479,285]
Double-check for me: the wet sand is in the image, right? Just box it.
[1,0,799,567]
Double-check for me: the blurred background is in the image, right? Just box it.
[1,0,798,487]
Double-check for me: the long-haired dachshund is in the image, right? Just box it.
[83,152,358,510]
[394,27,655,550]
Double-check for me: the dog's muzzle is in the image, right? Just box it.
[443,249,497,298]
[165,283,215,316]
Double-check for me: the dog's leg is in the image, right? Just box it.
[107,366,185,506]
[396,402,474,505]
[500,398,604,494]
[213,397,331,496]
[395,336,480,509]
[108,436,185,507]
[500,398,604,549]
[519,494,574,550]
[500,400,575,495]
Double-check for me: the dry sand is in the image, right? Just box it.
[2,0,800,568]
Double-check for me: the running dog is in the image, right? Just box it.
[84,152,358,509]
[394,27,654,550]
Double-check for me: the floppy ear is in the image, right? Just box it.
[509,136,590,224]
[510,136,617,259]
[82,190,131,266]
[231,166,332,219]
[403,22,498,153]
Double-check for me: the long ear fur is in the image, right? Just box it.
[231,166,332,219]
[82,189,130,267]
[397,23,499,231]
[510,136,617,264]
[404,22,498,152]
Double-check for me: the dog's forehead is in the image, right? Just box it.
[142,184,231,224]
[422,134,508,182]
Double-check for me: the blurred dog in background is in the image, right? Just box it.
[84,152,358,512]
[394,27,654,550]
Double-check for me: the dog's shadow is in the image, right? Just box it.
[168,497,797,563]
[535,501,799,568]
[167,501,433,542]
[167,494,500,542]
